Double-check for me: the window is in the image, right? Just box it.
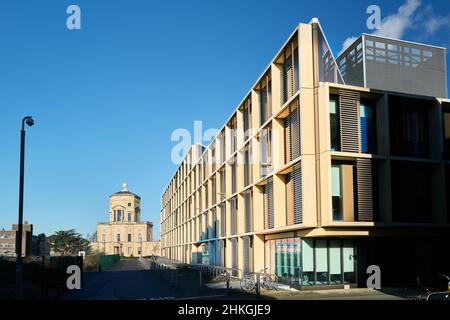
[331,163,355,222]
[391,161,432,223]
[211,176,216,205]
[281,40,299,103]
[243,236,253,274]
[265,237,301,286]
[343,240,356,283]
[316,27,343,84]
[204,184,208,209]
[230,197,238,235]
[259,73,272,126]
[231,238,238,275]
[219,130,226,164]
[128,213,132,222]
[231,155,237,194]
[286,164,302,225]
[260,125,272,177]
[360,101,377,153]
[264,178,274,229]
[443,107,450,159]
[219,167,226,201]
[203,155,207,181]
[244,143,252,186]
[212,208,217,238]
[329,240,342,284]
[389,96,429,158]
[128,234,131,242]
[220,202,226,237]
[116,234,121,242]
[211,143,216,172]
[329,95,340,151]
[229,115,237,154]
[243,98,252,141]
[285,100,301,162]
[446,166,450,223]
[102,234,106,242]
[244,190,252,233]
[198,216,202,239]
[315,240,329,285]
[137,233,142,242]
[128,203,131,207]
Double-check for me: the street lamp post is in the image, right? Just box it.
[16,116,34,299]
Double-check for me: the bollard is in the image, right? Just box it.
[199,270,202,288]
[256,273,261,297]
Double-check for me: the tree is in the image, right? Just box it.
[47,229,90,256]
[88,231,97,242]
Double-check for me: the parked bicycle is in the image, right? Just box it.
[259,269,278,290]
[239,269,278,291]
[240,272,256,291]
[409,274,450,300]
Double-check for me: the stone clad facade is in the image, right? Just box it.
[92,183,160,257]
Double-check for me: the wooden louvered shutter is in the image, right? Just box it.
[220,202,226,237]
[285,112,292,162]
[292,163,302,224]
[264,179,274,229]
[244,147,249,186]
[231,238,238,275]
[283,49,294,103]
[339,89,360,153]
[230,197,237,235]
[219,240,224,267]
[211,176,216,205]
[243,236,250,274]
[291,102,300,159]
[286,163,302,225]
[286,173,294,225]
[231,156,237,194]
[245,191,252,233]
[285,101,301,163]
[356,159,376,222]
[212,208,217,238]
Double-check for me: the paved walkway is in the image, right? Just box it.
[64,259,178,300]
[64,259,417,300]
[260,287,417,300]
[64,259,261,300]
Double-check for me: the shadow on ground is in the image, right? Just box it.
[63,259,267,300]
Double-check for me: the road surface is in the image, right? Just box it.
[64,259,177,300]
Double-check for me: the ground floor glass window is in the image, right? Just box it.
[265,237,357,287]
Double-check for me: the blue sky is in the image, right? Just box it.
[0,0,449,239]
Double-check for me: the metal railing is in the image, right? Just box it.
[189,264,243,280]
[145,257,242,292]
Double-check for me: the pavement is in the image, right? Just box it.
[64,259,178,300]
[260,287,422,300]
[63,259,255,300]
[63,259,423,300]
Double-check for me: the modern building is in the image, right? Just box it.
[92,183,160,257]
[160,19,450,289]
[0,221,33,257]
